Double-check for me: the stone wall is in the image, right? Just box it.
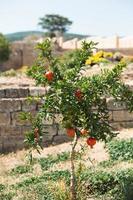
[0,87,69,153]
[0,87,133,153]
[1,36,133,72]
[1,42,37,71]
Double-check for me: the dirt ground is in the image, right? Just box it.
[0,128,132,177]
[0,63,133,88]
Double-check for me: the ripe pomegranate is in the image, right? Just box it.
[86,137,96,148]
[45,71,54,81]
[74,89,83,100]
[66,128,75,137]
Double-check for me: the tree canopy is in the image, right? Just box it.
[38,14,72,37]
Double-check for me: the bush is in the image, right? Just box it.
[85,170,116,195]
[15,170,70,188]
[76,167,133,200]
[0,184,5,191]
[107,139,133,161]
[116,168,133,200]
[38,152,70,170]
[0,69,17,77]
[15,181,70,200]
[10,165,32,175]
[0,33,10,63]
[0,193,14,200]
[18,183,55,200]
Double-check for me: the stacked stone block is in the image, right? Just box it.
[0,87,133,153]
[0,87,68,152]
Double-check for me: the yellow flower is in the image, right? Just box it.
[85,57,94,65]
[94,51,104,58]
[103,52,113,58]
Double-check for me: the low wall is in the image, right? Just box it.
[0,87,133,153]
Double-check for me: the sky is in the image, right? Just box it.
[0,0,133,36]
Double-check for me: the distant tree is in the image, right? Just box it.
[0,33,10,63]
[38,14,72,37]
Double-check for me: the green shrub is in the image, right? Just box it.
[56,151,70,162]
[107,139,133,161]
[77,167,133,199]
[0,184,14,200]
[38,152,70,170]
[38,155,56,170]
[15,170,70,188]
[98,160,116,168]
[8,166,133,200]
[15,181,70,200]
[10,165,32,175]
[0,183,5,191]
[0,33,10,63]
[18,183,55,200]
[116,168,133,200]
[0,69,17,77]
[86,170,117,195]
[0,193,14,200]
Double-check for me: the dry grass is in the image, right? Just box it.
[0,128,132,187]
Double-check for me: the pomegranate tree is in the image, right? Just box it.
[24,39,133,200]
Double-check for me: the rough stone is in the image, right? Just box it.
[21,98,37,112]
[107,98,126,110]
[1,126,22,136]
[42,125,58,141]
[29,87,46,96]
[53,135,71,144]
[0,112,10,125]
[0,89,5,98]
[5,88,19,98]
[113,110,133,122]
[0,99,21,112]
[110,121,133,130]
[18,88,29,97]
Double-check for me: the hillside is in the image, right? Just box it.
[5,31,88,42]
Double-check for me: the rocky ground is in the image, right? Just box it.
[0,63,133,88]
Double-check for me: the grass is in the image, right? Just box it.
[0,66,28,77]
[0,133,133,200]
[38,151,70,170]
[10,165,32,175]
[14,170,70,188]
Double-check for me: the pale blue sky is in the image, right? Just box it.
[0,0,133,36]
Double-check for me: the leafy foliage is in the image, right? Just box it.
[13,166,133,200]
[98,159,116,168]
[26,39,133,151]
[10,165,32,175]
[23,39,133,199]
[38,14,72,37]
[15,170,70,188]
[38,152,70,170]
[116,168,133,200]
[0,33,10,63]
[107,139,133,161]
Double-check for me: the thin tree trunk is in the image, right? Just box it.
[70,133,78,200]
